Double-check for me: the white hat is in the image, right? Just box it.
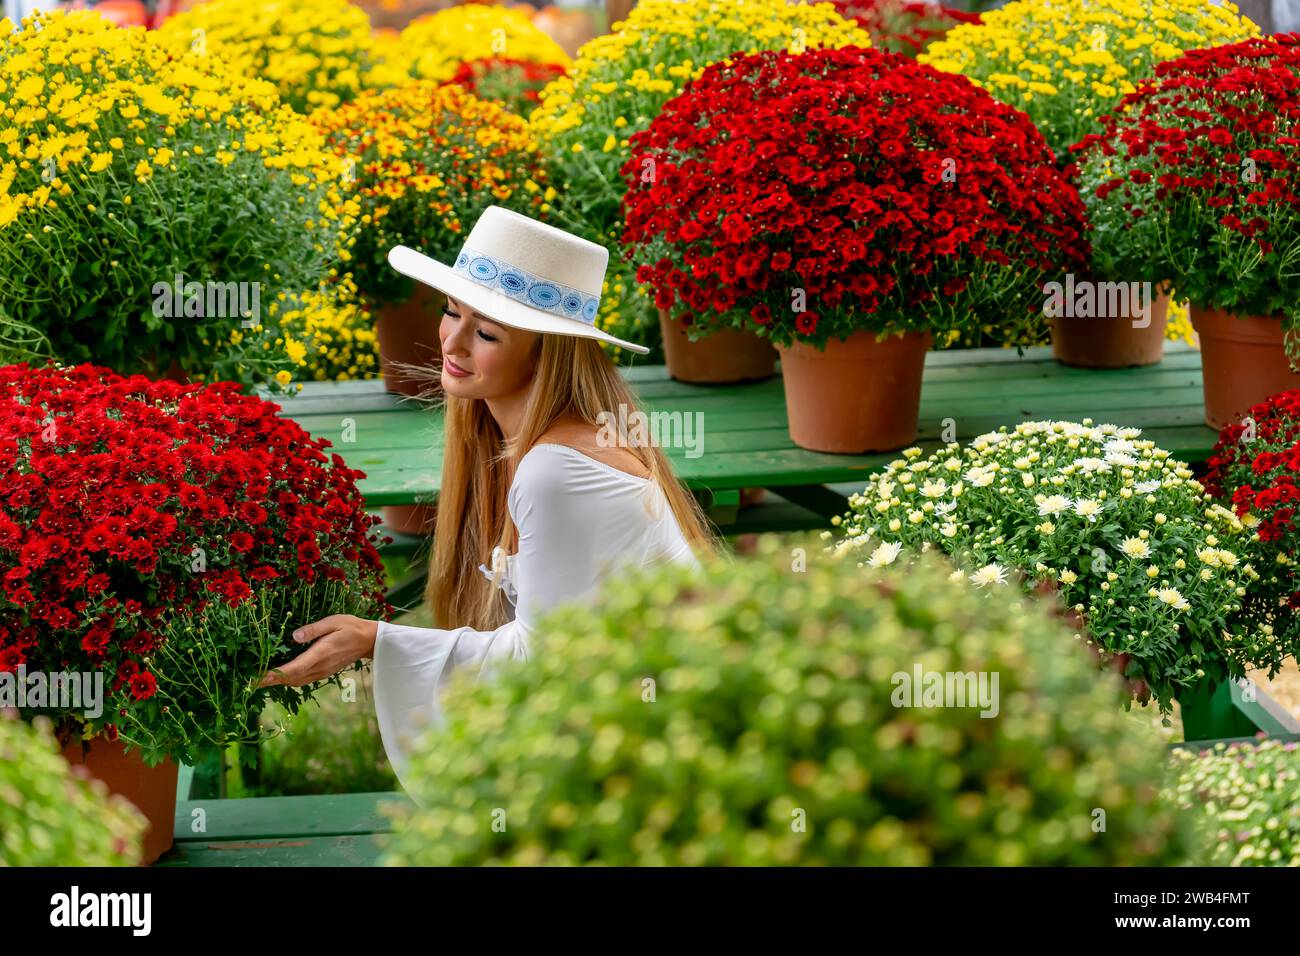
[387,206,649,355]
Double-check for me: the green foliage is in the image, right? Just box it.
[0,714,144,866]
[1166,737,1300,866]
[381,534,1193,866]
[250,688,398,797]
[118,577,385,768]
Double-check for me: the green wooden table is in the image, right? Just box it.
[260,340,1218,533]
[156,791,407,867]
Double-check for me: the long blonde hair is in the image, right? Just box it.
[424,330,719,630]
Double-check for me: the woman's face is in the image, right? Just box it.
[439,294,541,399]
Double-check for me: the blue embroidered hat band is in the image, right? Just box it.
[452,246,601,326]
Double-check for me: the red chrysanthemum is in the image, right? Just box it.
[1071,34,1300,320]
[622,45,1088,348]
[0,362,394,742]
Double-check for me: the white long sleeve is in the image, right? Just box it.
[372,443,699,794]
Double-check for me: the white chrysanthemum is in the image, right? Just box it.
[969,563,1008,587]
[1104,450,1138,467]
[1059,569,1078,585]
[933,500,957,515]
[1074,498,1102,521]
[920,478,948,498]
[940,522,958,538]
[1134,479,1161,494]
[1037,495,1072,516]
[1072,457,1110,473]
[1119,537,1150,559]
[1104,437,1138,454]
[867,541,903,567]
[964,467,995,488]
[1156,587,1190,611]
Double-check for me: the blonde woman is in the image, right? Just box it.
[260,207,717,789]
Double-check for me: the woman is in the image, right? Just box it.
[259,206,717,790]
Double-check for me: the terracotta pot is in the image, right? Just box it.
[1051,293,1169,368]
[60,736,178,865]
[382,502,437,537]
[657,309,777,384]
[375,284,444,398]
[776,329,932,454]
[1190,305,1300,430]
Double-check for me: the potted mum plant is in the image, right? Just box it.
[156,0,377,113]
[1204,388,1300,679]
[530,0,871,374]
[917,0,1258,368]
[623,46,1089,453]
[381,535,1192,866]
[1168,738,1300,866]
[1060,150,1173,368]
[398,4,571,85]
[0,713,146,867]
[0,362,392,863]
[0,10,351,393]
[1072,35,1300,428]
[313,81,548,398]
[918,0,1259,160]
[829,419,1276,723]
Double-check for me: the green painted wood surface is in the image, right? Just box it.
[157,833,388,867]
[1177,677,1300,741]
[171,791,410,841]
[260,343,1218,507]
[158,791,409,866]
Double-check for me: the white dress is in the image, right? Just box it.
[372,442,701,793]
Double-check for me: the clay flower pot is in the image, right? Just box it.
[776,329,932,454]
[374,284,445,399]
[657,309,777,384]
[383,501,438,538]
[1051,293,1170,368]
[1190,306,1300,430]
[60,735,178,865]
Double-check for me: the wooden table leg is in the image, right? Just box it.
[771,484,852,521]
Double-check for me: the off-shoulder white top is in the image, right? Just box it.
[372,441,701,793]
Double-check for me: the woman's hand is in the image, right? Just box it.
[257,615,379,688]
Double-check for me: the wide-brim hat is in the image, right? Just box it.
[387,206,649,355]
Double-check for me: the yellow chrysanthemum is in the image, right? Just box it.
[156,0,375,113]
[919,0,1259,153]
[398,5,570,84]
